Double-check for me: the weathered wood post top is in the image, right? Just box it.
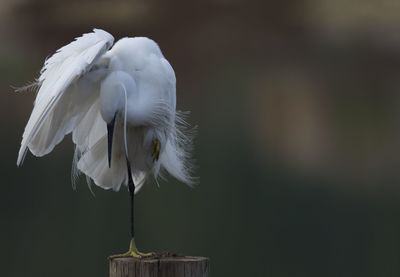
[109,256,209,277]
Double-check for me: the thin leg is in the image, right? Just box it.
[126,158,135,239]
[109,159,153,259]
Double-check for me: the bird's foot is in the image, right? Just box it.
[110,239,154,259]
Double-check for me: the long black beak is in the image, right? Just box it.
[107,113,117,168]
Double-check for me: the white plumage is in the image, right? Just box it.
[17,29,194,193]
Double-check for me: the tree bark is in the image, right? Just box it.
[109,256,209,277]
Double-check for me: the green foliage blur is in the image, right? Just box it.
[2,0,400,276]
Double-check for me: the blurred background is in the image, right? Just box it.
[2,0,400,276]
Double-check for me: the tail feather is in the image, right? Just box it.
[76,135,146,193]
[72,100,105,150]
[77,136,125,191]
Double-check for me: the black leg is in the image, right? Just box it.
[109,158,154,258]
[126,158,135,239]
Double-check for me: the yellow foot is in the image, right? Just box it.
[110,239,154,259]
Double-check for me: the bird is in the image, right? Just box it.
[16,29,194,258]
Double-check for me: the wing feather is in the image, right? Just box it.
[17,29,114,165]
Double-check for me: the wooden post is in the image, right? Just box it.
[109,256,209,277]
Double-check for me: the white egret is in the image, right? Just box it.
[17,29,194,257]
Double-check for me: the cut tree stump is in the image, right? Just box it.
[109,256,209,277]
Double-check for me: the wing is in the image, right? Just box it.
[17,29,114,166]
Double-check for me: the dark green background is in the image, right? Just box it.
[2,0,400,276]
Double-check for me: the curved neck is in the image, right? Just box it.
[100,71,137,123]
